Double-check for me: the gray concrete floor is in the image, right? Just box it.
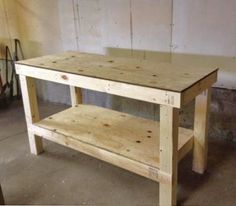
[0,101,236,206]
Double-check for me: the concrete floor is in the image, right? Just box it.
[0,101,236,206]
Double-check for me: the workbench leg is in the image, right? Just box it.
[193,89,211,174]
[0,184,4,205]
[70,86,82,106]
[159,105,179,206]
[19,75,43,155]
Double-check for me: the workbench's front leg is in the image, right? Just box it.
[69,86,82,106]
[193,89,211,174]
[19,75,43,155]
[159,105,179,206]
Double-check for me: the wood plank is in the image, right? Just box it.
[28,105,193,182]
[29,123,171,183]
[19,75,43,155]
[159,105,179,206]
[181,71,217,106]
[16,65,181,108]
[69,86,82,106]
[193,89,211,174]
[16,51,218,93]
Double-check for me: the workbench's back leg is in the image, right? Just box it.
[0,184,4,205]
[19,75,43,155]
[70,86,82,106]
[159,105,179,206]
[193,89,211,174]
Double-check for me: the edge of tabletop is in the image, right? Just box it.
[180,69,218,106]
[15,62,218,108]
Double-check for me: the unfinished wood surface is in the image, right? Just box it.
[16,64,182,108]
[29,105,193,179]
[0,184,4,205]
[193,89,211,174]
[70,86,82,106]
[159,105,179,206]
[16,51,218,92]
[19,75,43,155]
[181,71,217,106]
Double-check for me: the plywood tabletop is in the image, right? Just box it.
[16,51,218,92]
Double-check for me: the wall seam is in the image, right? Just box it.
[72,0,80,50]
[170,0,174,61]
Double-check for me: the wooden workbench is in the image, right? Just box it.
[16,52,218,206]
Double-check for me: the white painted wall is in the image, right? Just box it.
[172,0,236,89]
[1,0,236,105]
[60,0,172,56]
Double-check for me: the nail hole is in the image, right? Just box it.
[103,123,110,127]
[147,136,151,138]
[71,55,75,58]
[136,66,140,69]
[126,149,130,152]
[120,72,124,75]
[147,130,152,133]
[108,60,114,63]
[48,117,53,120]
[61,75,68,80]
[136,140,141,143]
[152,74,157,77]
[78,69,84,72]
[52,61,57,63]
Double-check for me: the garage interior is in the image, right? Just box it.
[0,0,236,205]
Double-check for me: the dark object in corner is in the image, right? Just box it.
[0,39,24,109]
[0,184,4,205]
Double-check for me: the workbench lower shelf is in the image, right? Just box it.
[29,104,193,182]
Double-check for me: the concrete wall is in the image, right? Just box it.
[172,0,236,89]
[1,0,236,140]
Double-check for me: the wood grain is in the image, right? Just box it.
[19,76,43,155]
[159,106,179,206]
[29,104,193,178]
[16,51,218,92]
[193,89,211,174]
